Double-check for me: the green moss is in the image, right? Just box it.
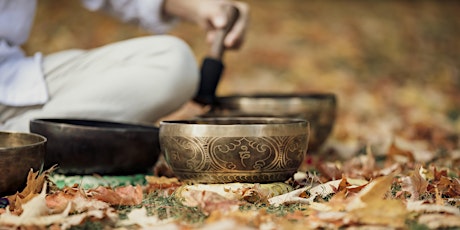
[240,202,307,217]
[115,192,207,224]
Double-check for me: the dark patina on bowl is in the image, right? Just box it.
[29,118,161,175]
[206,93,337,152]
[159,117,309,183]
[0,131,46,196]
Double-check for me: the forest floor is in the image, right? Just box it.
[5,1,459,229]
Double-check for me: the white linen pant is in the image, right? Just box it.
[0,35,199,132]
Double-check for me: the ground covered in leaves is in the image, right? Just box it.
[2,0,459,229]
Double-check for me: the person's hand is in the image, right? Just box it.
[163,0,250,50]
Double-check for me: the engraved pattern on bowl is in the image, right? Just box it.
[159,117,309,183]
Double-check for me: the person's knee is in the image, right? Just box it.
[153,35,200,98]
[127,36,200,120]
[160,35,199,76]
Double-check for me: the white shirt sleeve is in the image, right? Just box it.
[0,0,177,107]
[81,0,178,34]
[0,41,47,106]
[0,0,47,107]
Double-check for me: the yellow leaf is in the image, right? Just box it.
[346,174,408,228]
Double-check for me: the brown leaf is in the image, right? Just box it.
[0,183,71,227]
[316,161,343,181]
[45,185,82,213]
[145,176,182,195]
[179,189,240,215]
[400,165,429,200]
[436,177,460,198]
[386,141,415,164]
[89,185,143,206]
[46,185,111,214]
[6,166,56,214]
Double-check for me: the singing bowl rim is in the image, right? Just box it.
[216,92,336,100]
[29,118,159,132]
[214,92,337,107]
[0,131,47,150]
[159,117,309,137]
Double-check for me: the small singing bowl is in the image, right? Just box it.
[206,93,337,152]
[0,131,46,196]
[159,117,309,183]
[29,118,161,175]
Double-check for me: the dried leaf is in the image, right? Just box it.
[400,165,429,200]
[0,183,71,227]
[175,183,292,204]
[145,176,181,189]
[45,185,81,213]
[417,214,460,229]
[6,166,56,213]
[46,186,111,214]
[386,140,415,164]
[316,161,343,181]
[347,174,408,228]
[174,183,292,212]
[269,179,342,206]
[339,145,385,180]
[89,185,143,206]
[406,200,460,215]
[145,176,182,195]
[268,186,311,207]
[178,189,240,215]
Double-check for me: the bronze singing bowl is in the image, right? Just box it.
[0,131,46,196]
[206,93,337,152]
[159,117,309,183]
[29,118,161,175]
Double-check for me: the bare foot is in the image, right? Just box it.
[156,101,211,124]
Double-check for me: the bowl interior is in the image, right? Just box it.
[216,92,336,101]
[0,132,47,149]
[162,117,308,125]
[213,93,337,114]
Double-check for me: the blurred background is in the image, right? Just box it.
[24,0,460,160]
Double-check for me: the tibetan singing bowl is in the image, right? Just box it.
[159,117,309,183]
[207,93,337,152]
[0,131,46,196]
[29,118,161,175]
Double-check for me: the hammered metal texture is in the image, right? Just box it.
[0,132,46,196]
[207,93,336,153]
[30,118,161,175]
[160,117,309,183]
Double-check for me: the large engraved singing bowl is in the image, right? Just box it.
[159,117,309,183]
[207,93,337,152]
[0,131,46,196]
[29,118,161,175]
